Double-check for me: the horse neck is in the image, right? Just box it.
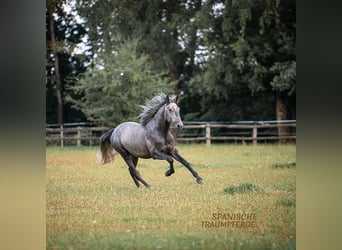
[147,105,170,135]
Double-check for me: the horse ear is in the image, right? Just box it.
[165,95,170,104]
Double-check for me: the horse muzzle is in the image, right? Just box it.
[174,121,183,131]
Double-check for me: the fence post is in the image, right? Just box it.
[252,125,257,145]
[77,126,81,146]
[60,125,64,148]
[206,123,211,145]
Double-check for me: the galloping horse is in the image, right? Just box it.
[98,93,203,188]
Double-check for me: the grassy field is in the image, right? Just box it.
[46,144,296,250]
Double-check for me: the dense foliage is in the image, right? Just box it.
[46,0,296,125]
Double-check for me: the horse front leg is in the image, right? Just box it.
[165,162,175,177]
[171,149,203,184]
[151,151,175,177]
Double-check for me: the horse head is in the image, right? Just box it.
[165,95,183,130]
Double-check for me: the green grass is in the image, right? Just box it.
[46,144,296,250]
[223,183,261,195]
[271,162,296,168]
[277,196,296,207]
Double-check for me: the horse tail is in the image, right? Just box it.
[97,128,118,165]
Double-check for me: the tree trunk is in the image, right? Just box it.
[187,0,202,73]
[238,105,246,120]
[48,6,63,125]
[276,93,288,143]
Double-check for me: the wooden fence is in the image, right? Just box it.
[176,122,296,145]
[46,126,109,147]
[46,121,296,147]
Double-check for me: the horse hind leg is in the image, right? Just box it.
[123,155,151,189]
[128,167,140,188]
[129,156,140,187]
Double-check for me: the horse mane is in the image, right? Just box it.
[138,93,168,126]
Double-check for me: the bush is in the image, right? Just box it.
[223,183,260,194]
[271,162,296,168]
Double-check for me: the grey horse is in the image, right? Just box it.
[98,93,203,188]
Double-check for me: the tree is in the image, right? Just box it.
[254,0,296,140]
[49,0,295,126]
[66,37,170,126]
[67,0,193,125]
[182,0,268,121]
[182,0,295,123]
[47,0,64,125]
[46,0,90,124]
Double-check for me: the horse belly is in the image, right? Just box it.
[124,137,151,158]
[115,122,151,158]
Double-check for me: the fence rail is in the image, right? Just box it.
[46,126,109,147]
[46,121,296,147]
[176,122,296,145]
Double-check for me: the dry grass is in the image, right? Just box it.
[46,144,296,249]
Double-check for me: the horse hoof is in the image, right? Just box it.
[196,179,203,185]
[165,170,174,177]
